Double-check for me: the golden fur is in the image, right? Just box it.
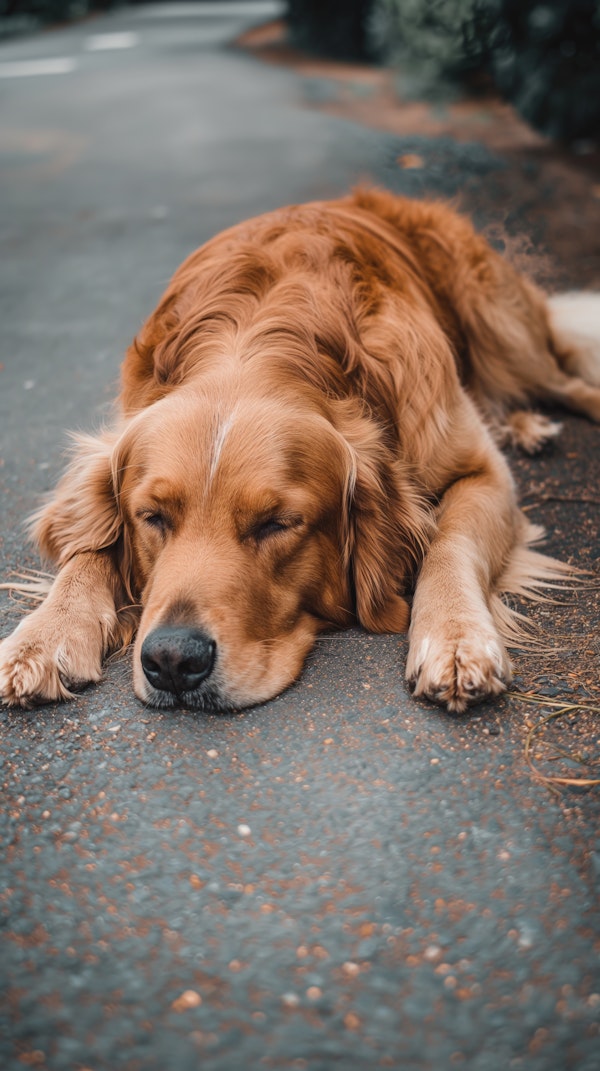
[1,189,599,713]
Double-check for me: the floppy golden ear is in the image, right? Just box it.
[121,291,184,413]
[335,405,432,635]
[349,447,411,635]
[31,430,124,566]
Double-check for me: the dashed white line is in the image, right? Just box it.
[143,2,284,18]
[84,32,140,51]
[0,2,281,78]
[0,57,77,78]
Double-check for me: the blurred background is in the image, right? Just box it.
[2,0,599,141]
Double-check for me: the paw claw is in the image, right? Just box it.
[0,626,102,708]
[406,628,511,713]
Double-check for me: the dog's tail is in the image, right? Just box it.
[548,291,600,387]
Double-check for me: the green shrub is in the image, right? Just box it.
[287,0,600,140]
[366,0,496,75]
[286,0,373,60]
[0,1,112,25]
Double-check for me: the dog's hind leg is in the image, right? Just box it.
[540,292,600,420]
[549,292,600,387]
[542,371,600,422]
[497,410,563,454]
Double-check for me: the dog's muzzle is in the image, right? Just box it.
[141,626,216,699]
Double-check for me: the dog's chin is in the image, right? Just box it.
[138,683,241,714]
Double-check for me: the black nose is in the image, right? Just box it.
[141,627,216,696]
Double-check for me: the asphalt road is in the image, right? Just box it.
[1,4,599,1070]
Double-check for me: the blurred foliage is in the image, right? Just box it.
[286,0,371,61]
[0,0,115,24]
[287,0,600,141]
[367,0,494,75]
[485,1,600,141]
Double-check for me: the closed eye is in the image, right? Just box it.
[137,509,170,534]
[252,516,302,543]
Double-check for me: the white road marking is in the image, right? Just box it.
[143,3,283,18]
[84,32,140,52]
[0,57,77,78]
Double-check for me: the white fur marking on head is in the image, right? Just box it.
[208,409,238,487]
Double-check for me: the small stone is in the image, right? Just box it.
[281,992,300,1007]
[424,945,442,961]
[398,153,424,169]
[171,989,202,1012]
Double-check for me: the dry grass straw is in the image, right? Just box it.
[513,691,600,792]
[0,570,54,613]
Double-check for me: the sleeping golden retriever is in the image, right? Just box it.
[1,189,599,713]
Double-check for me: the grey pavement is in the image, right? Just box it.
[1,4,599,1070]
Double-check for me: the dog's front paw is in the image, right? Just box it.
[0,618,103,708]
[406,626,511,714]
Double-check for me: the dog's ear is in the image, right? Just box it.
[121,291,184,411]
[334,404,432,634]
[31,430,131,576]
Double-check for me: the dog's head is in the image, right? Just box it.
[119,383,360,710]
[34,370,429,712]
